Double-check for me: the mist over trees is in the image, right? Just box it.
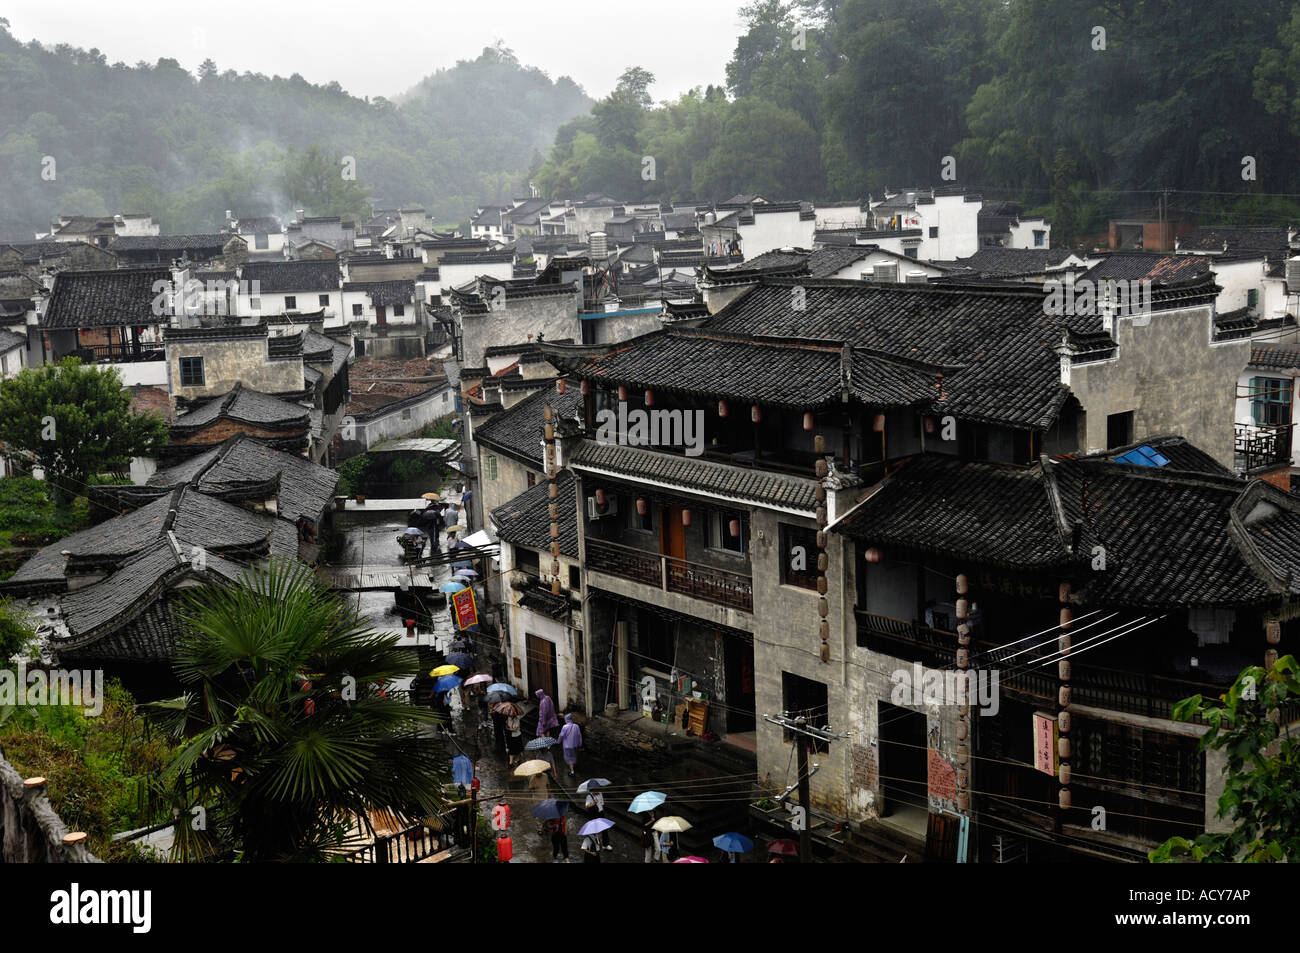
[0,25,591,232]
[535,0,1300,240]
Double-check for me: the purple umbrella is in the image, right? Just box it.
[578,818,615,836]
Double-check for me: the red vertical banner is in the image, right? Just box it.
[452,587,478,630]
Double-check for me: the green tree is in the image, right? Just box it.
[0,596,36,662]
[1150,656,1300,863]
[280,144,371,221]
[147,559,449,862]
[0,358,168,503]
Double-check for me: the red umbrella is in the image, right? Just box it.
[767,838,799,857]
[492,701,523,717]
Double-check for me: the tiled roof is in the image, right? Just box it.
[1249,344,1300,371]
[108,234,235,252]
[490,470,579,557]
[1084,434,1233,477]
[41,267,171,328]
[946,247,1077,277]
[173,383,310,433]
[569,439,819,512]
[1178,226,1289,263]
[240,259,340,293]
[196,435,339,524]
[303,329,351,374]
[473,383,583,467]
[0,329,25,353]
[342,279,414,307]
[1079,253,1211,285]
[235,216,282,233]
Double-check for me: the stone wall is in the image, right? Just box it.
[0,748,102,863]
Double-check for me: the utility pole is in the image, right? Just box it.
[762,712,850,865]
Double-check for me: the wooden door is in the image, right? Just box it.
[376,305,387,326]
[526,633,557,703]
[660,505,687,588]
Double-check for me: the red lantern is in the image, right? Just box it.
[873,413,886,433]
[645,389,654,406]
[751,405,762,423]
[595,488,606,507]
[864,547,883,563]
[556,379,566,394]
[618,385,628,402]
[718,400,728,417]
[470,777,480,792]
[580,380,589,396]
[636,497,647,516]
[802,412,814,431]
[729,519,741,538]
[303,680,315,716]
[681,509,691,527]
[497,833,513,862]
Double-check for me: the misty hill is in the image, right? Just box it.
[0,25,592,233]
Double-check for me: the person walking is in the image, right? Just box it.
[535,689,559,738]
[581,832,601,864]
[640,810,659,863]
[505,709,524,767]
[549,815,569,863]
[558,713,582,778]
[491,705,507,758]
[657,828,676,863]
[585,789,612,851]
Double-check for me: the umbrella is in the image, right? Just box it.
[402,527,425,535]
[440,582,467,593]
[445,524,467,533]
[578,818,615,836]
[629,791,667,814]
[451,754,473,787]
[768,838,799,857]
[493,701,523,717]
[429,664,459,677]
[446,652,474,670]
[422,492,441,500]
[464,674,493,686]
[485,692,510,704]
[652,816,692,833]
[532,799,570,821]
[576,778,611,795]
[673,856,709,863]
[453,569,480,579]
[486,683,517,695]
[434,674,462,692]
[713,832,754,854]
[513,759,552,777]
[525,736,560,751]
[452,540,472,550]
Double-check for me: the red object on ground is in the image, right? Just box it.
[497,833,513,862]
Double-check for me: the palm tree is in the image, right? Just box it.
[147,559,448,862]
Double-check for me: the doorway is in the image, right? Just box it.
[526,633,558,704]
[878,701,928,817]
[376,305,387,326]
[724,633,755,733]
[660,504,687,588]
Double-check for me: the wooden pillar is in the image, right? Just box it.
[955,572,971,813]
[814,434,830,663]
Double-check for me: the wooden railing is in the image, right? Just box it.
[854,609,959,667]
[586,537,753,612]
[1235,422,1294,471]
[73,342,165,364]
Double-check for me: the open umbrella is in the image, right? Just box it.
[422,492,441,500]
[629,791,667,814]
[768,838,799,857]
[578,818,615,836]
[440,582,467,593]
[445,652,474,670]
[453,569,480,579]
[525,736,560,751]
[513,759,552,777]
[652,816,692,833]
[673,856,709,863]
[402,527,425,535]
[429,664,459,677]
[713,832,754,854]
[433,674,462,692]
[493,701,523,717]
[576,778,611,795]
[452,540,472,550]
[532,799,570,821]
[445,525,468,534]
[464,674,493,686]
[485,692,510,704]
[486,683,517,695]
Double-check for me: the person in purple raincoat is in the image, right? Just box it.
[535,689,560,738]
[558,713,582,777]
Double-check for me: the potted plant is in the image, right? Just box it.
[355,493,366,504]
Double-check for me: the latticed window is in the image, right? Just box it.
[1250,377,1291,426]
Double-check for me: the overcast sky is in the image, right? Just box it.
[4,1,750,101]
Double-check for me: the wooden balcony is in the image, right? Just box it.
[854,609,959,666]
[585,537,753,612]
[73,342,165,364]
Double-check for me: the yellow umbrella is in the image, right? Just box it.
[513,760,552,777]
[445,524,467,533]
[422,492,441,500]
[429,664,459,677]
[652,815,693,833]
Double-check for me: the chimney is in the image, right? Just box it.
[297,209,306,223]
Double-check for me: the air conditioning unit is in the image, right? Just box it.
[905,271,928,284]
[586,495,618,519]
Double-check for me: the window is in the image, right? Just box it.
[485,455,498,481]
[255,233,268,250]
[526,471,536,488]
[179,356,205,388]
[1250,377,1292,425]
[958,422,990,461]
[352,303,363,317]
[250,297,261,310]
[928,226,939,238]
[393,304,405,317]
[903,247,918,259]
[401,408,411,420]
[319,294,330,307]
[1033,230,1046,247]
[568,565,581,591]
[627,499,652,532]
[284,295,297,310]
[515,547,539,577]
[1106,411,1135,449]
[709,510,747,554]
[1248,289,1259,311]
[779,523,819,590]
[781,672,829,752]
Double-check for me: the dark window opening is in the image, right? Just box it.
[779,524,819,590]
[781,671,829,753]
[1106,411,1135,449]
[179,356,204,388]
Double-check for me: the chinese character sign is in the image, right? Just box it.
[1033,712,1058,775]
[452,587,478,630]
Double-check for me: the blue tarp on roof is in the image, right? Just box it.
[1114,445,1171,468]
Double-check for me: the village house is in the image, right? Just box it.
[235,259,343,326]
[223,212,285,256]
[866,187,983,260]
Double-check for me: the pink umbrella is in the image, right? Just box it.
[464,674,493,686]
[673,856,709,863]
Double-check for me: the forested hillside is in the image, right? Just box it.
[0,24,590,233]
[535,0,1300,241]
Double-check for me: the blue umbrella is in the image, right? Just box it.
[434,674,462,692]
[486,683,517,695]
[577,778,611,794]
[446,652,474,670]
[440,581,467,593]
[485,691,511,703]
[578,818,615,836]
[629,791,667,814]
[451,754,473,787]
[525,736,559,751]
[712,832,754,854]
[532,799,570,821]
